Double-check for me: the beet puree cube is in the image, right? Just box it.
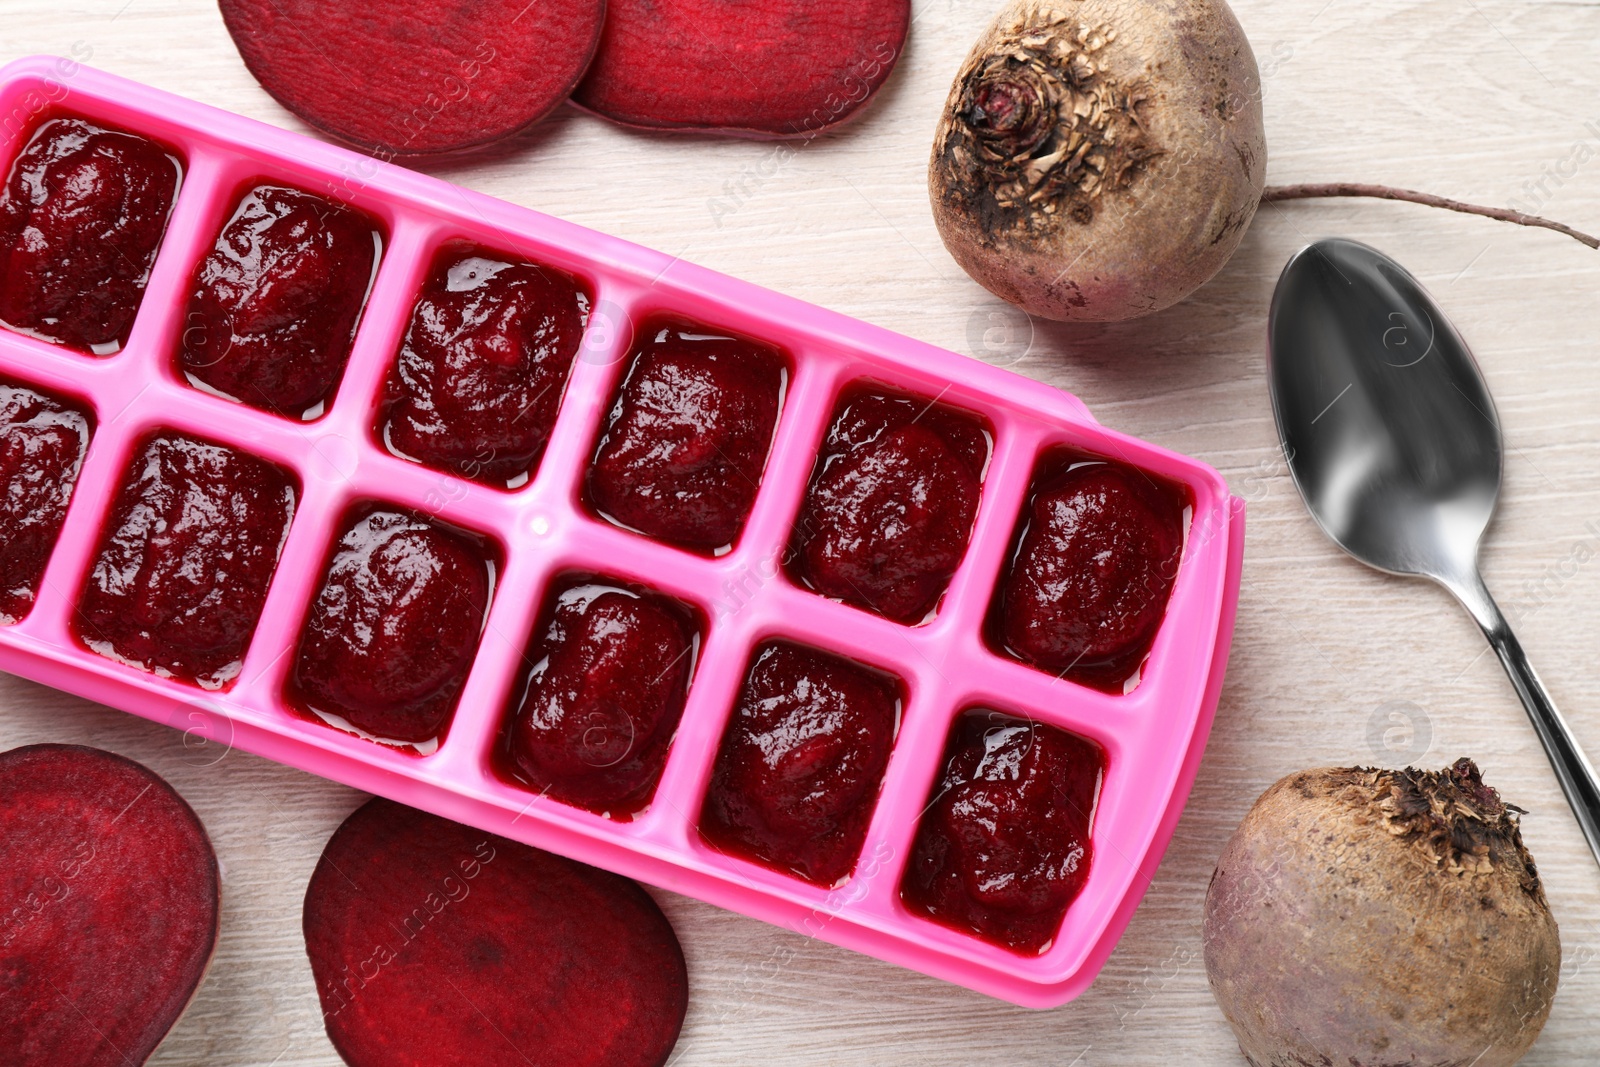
[181,184,379,417]
[0,381,90,623]
[292,508,491,745]
[381,248,589,485]
[0,117,180,353]
[993,457,1186,690]
[505,576,698,817]
[789,386,988,623]
[588,324,785,550]
[699,641,898,886]
[901,710,1103,954]
[76,433,296,688]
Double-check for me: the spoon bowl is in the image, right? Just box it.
[1269,237,1600,867]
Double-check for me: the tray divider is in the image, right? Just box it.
[934,412,1046,638]
[18,404,150,648]
[727,348,840,577]
[526,279,639,508]
[641,603,765,851]
[118,144,233,387]
[847,646,974,919]
[232,468,351,719]
[422,524,556,782]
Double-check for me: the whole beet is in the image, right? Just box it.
[1203,760,1560,1067]
[929,0,1266,321]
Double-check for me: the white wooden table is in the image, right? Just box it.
[3,1,1599,1062]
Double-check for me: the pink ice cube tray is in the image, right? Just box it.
[0,56,1244,1008]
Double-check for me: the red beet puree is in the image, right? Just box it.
[382,250,588,485]
[0,117,180,352]
[902,711,1103,953]
[791,387,987,622]
[182,184,377,416]
[76,434,296,687]
[507,579,696,817]
[588,325,784,550]
[292,509,490,745]
[700,642,898,886]
[0,381,90,623]
[996,460,1185,690]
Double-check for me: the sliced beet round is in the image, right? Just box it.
[0,744,220,1066]
[573,0,910,137]
[218,0,607,156]
[304,798,687,1067]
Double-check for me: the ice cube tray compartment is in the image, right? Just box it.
[0,56,1245,1008]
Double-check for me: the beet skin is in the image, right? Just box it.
[304,798,688,1067]
[1204,760,1561,1067]
[0,744,220,1066]
[929,0,1266,321]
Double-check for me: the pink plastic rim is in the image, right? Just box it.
[0,56,1245,1009]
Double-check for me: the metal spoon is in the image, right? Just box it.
[1268,236,1600,866]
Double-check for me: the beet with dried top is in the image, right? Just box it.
[1204,761,1561,1067]
[304,798,687,1067]
[0,744,220,1067]
[930,0,1266,321]
[574,0,910,137]
[930,0,1595,325]
[219,0,606,156]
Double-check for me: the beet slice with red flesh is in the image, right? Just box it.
[573,0,910,137]
[305,798,687,1067]
[0,744,220,1066]
[218,0,607,157]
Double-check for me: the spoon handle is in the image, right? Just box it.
[1447,570,1600,868]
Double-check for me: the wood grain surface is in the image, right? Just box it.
[2,1,1599,1063]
